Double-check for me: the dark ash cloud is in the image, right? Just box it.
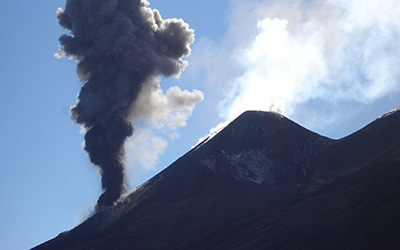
[56,0,196,210]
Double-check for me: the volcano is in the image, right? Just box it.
[32,109,400,250]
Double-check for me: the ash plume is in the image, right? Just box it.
[56,0,196,209]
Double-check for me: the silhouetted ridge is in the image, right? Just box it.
[313,108,400,180]
[32,109,400,250]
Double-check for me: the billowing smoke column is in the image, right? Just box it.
[56,0,195,209]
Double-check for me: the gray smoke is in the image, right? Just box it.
[56,0,195,210]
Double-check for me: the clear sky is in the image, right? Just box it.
[0,0,399,249]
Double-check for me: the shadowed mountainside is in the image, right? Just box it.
[32,109,400,250]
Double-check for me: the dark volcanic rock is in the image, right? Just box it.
[32,109,400,250]
[197,111,332,186]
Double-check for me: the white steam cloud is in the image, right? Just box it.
[127,77,204,176]
[214,0,400,128]
[130,77,204,130]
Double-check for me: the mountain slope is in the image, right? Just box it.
[32,109,400,250]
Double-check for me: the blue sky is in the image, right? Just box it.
[0,0,399,249]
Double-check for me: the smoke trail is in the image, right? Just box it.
[56,0,197,209]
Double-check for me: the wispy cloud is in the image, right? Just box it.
[126,127,168,171]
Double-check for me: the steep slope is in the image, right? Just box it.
[195,111,332,186]
[32,109,400,250]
